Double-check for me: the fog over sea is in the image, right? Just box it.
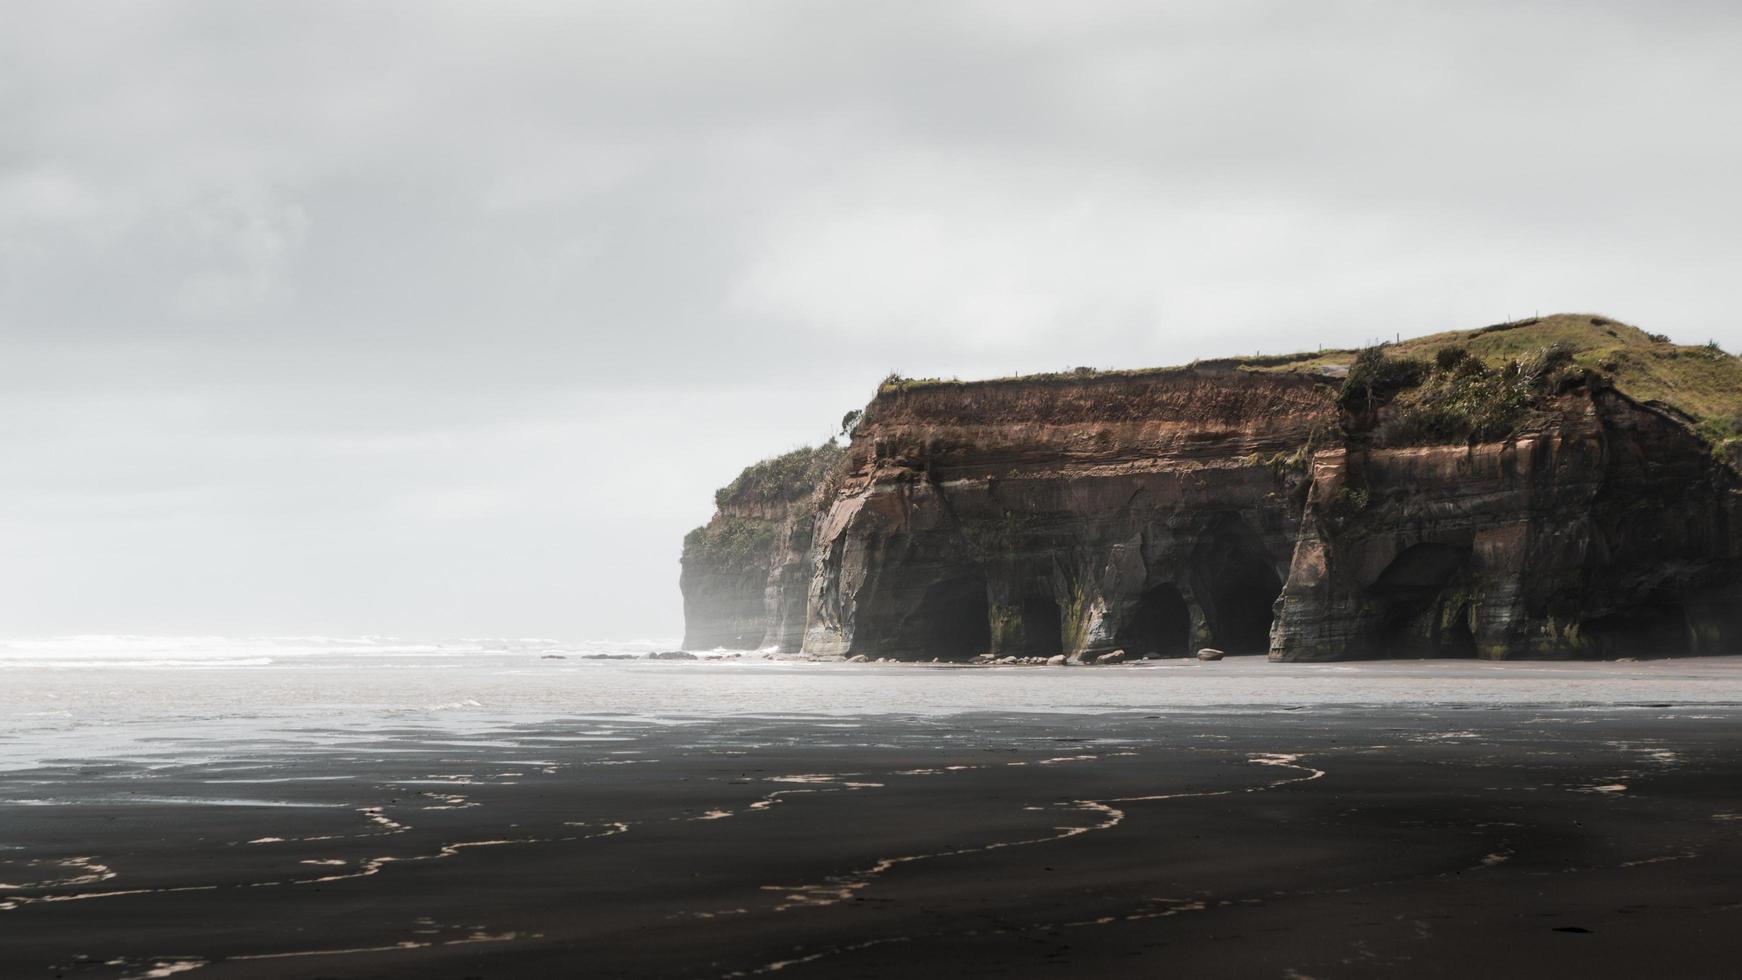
[8,635,1742,772]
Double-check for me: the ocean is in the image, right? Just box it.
[6,634,1742,772]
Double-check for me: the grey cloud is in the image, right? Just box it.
[2,1,1739,637]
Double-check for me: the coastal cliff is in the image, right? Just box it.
[682,315,1742,661]
[681,444,842,650]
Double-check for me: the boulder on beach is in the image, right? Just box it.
[647,651,699,661]
[1045,654,1067,666]
[1197,647,1225,661]
[1094,649,1127,664]
[847,654,870,663]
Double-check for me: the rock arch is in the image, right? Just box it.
[1369,542,1477,658]
[1579,593,1690,658]
[1115,584,1192,659]
[1194,517,1285,655]
[891,573,992,660]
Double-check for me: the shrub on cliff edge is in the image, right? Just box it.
[1375,362,1535,446]
[1338,347,1428,413]
[682,517,777,574]
[1362,343,1585,447]
[714,443,846,508]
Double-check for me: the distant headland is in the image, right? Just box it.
[682,315,1742,662]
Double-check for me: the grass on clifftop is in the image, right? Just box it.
[1290,314,1742,456]
[877,351,1323,394]
[1340,342,1584,448]
[1260,314,1742,425]
[880,314,1742,452]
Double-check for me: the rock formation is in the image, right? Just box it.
[681,316,1742,661]
[680,444,843,650]
[1274,383,1742,660]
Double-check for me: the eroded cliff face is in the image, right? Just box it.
[685,328,1742,662]
[802,369,1333,660]
[680,445,842,650]
[1274,385,1742,660]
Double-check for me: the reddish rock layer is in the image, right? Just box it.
[685,368,1742,661]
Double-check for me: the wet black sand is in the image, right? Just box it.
[6,707,1742,978]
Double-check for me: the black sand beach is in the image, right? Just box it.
[6,705,1742,979]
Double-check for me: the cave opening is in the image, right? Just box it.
[905,575,992,660]
[1198,520,1283,656]
[1012,596,1064,658]
[1116,584,1192,659]
[1580,597,1690,659]
[1371,543,1477,658]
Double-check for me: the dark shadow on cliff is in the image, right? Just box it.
[1116,584,1192,659]
[1197,518,1284,655]
[1581,595,1692,659]
[1371,543,1478,658]
[1011,596,1064,658]
[897,575,993,660]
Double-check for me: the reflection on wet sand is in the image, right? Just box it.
[6,706,1742,978]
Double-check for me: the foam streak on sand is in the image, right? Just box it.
[758,752,1321,917]
[1099,751,1326,807]
[733,751,1329,976]
[0,855,115,890]
[230,931,525,962]
[292,822,632,886]
[118,961,206,979]
[9,695,1742,979]
[726,936,914,977]
[3,801,633,912]
[764,798,1126,912]
[696,772,887,821]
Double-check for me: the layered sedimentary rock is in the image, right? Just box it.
[802,368,1329,660]
[679,507,784,650]
[1273,384,1742,660]
[680,445,841,650]
[682,318,1742,661]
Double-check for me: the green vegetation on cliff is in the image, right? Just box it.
[686,443,847,579]
[877,314,1742,456]
[876,351,1323,394]
[713,443,845,508]
[1274,314,1742,445]
[1339,341,1591,448]
[682,517,777,575]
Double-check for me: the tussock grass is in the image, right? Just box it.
[1257,314,1742,438]
[881,314,1742,453]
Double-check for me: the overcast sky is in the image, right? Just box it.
[3,1,1740,640]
